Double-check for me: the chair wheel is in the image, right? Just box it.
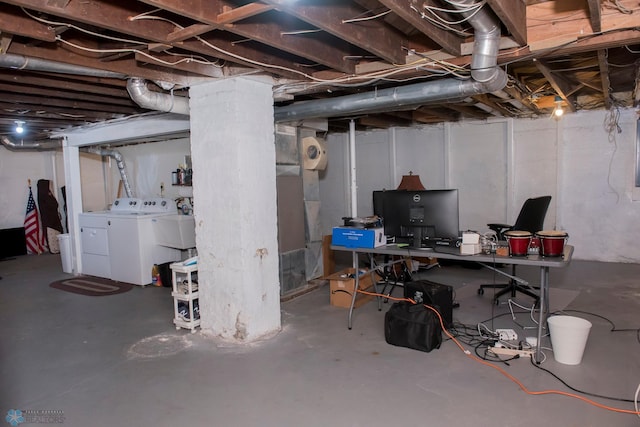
[477,288,484,295]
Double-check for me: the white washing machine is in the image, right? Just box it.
[79,197,182,286]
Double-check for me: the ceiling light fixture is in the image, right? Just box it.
[552,96,564,119]
[15,120,25,134]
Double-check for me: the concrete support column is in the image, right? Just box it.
[189,77,281,342]
[62,139,81,274]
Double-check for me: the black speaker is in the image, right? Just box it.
[403,280,453,328]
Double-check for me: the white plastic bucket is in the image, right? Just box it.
[57,234,72,273]
[547,315,592,365]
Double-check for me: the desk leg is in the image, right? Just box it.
[348,251,358,330]
[535,266,549,364]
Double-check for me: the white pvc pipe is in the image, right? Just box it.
[349,119,357,217]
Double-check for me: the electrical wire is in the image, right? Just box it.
[130,11,472,90]
[604,0,634,14]
[357,288,640,415]
[603,104,622,203]
[23,7,224,69]
[342,9,392,24]
[55,37,223,68]
[423,0,487,26]
[430,306,640,415]
[555,308,640,343]
[530,358,638,403]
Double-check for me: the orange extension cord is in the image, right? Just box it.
[357,289,640,416]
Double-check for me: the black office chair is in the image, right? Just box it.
[478,195,552,303]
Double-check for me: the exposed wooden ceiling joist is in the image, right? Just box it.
[1,0,640,138]
[586,0,602,33]
[535,58,578,112]
[377,0,462,56]
[486,0,527,45]
[262,0,408,64]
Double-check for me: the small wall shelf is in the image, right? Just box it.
[170,262,200,332]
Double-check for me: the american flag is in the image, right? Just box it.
[24,186,44,254]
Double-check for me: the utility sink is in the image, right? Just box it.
[153,214,196,249]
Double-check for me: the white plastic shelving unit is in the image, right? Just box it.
[170,261,200,333]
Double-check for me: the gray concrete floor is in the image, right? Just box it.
[1,253,639,426]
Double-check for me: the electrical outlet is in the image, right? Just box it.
[495,328,518,341]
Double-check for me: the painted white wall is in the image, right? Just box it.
[319,108,640,263]
[0,148,105,229]
[0,149,55,229]
[448,120,510,233]
[395,125,447,189]
[558,108,639,262]
[107,138,192,204]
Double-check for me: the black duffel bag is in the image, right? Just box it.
[384,301,442,352]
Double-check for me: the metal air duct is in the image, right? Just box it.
[126,78,190,115]
[0,136,134,198]
[274,0,506,123]
[0,53,126,79]
[1,135,63,151]
[84,147,135,198]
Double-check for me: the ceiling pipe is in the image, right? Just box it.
[0,53,126,79]
[126,78,190,115]
[274,0,506,123]
[0,135,134,198]
[0,135,63,151]
[83,147,135,198]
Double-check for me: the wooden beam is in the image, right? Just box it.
[501,89,539,115]
[586,0,602,33]
[472,94,514,116]
[527,0,640,47]
[0,8,57,42]
[446,103,491,120]
[414,106,460,122]
[0,81,137,107]
[140,0,358,74]
[263,0,407,64]
[0,102,116,121]
[358,114,413,128]
[596,49,611,108]
[487,0,527,45]
[224,16,358,74]
[0,71,128,96]
[46,0,71,7]
[0,33,12,54]
[166,24,215,43]
[497,30,640,65]
[217,3,275,24]
[5,0,313,79]
[0,92,142,114]
[134,51,225,78]
[534,59,577,112]
[378,0,462,56]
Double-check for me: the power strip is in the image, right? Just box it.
[489,346,534,358]
[495,328,518,341]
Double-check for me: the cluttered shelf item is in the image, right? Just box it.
[330,243,574,364]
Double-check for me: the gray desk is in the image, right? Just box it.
[330,243,574,363]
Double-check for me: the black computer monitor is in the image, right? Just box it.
[373,189,460,246]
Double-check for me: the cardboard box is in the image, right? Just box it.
[460,243,481,255]
[331,227,386,248]
[328,268,375,308]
